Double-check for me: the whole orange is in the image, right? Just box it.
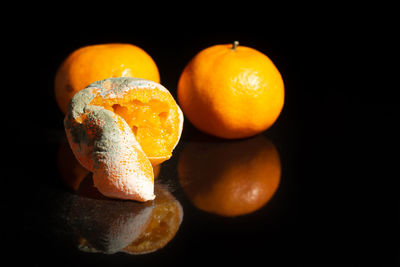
[55,43,160,114]
[177,41,284,139]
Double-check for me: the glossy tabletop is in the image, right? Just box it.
[4,31,395,266]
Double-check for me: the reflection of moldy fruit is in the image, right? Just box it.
[64,77,183,202]
[55,43,160,114]
[123,185,183,255]
[68,179,154,254]
[66,179,183,255]
[178,134,281,216]
[178,41,284,139]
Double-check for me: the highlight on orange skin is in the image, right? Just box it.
[66,177,183,255]
[178,134,281,217]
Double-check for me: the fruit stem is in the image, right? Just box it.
[232,41,239,51]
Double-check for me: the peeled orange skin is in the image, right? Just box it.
[178,135,281,217]
[178,43,284,139]
[55,43,160,114]
[64,77,183,202]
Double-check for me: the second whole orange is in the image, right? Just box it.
[177,41,285,139]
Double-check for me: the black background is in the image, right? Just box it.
[3,8,396,266]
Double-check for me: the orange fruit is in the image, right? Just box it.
[55,43,160,114]
[64,77,183,202]
[178,134,281,216]
[177,41,284,139]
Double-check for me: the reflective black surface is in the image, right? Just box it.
[4,27,396,266]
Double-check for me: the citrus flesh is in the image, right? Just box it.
[90,90,180,164]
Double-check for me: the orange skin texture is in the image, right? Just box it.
[64,78,183,202]
[178,134,281,217]
[178,43,284,139]
[55,43,160,114]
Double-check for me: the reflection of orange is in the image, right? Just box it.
[64,77,183,201]
[178,41,284,139]
[178,134,281,216]
[57,137,162,193]
[55,43,160,114]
